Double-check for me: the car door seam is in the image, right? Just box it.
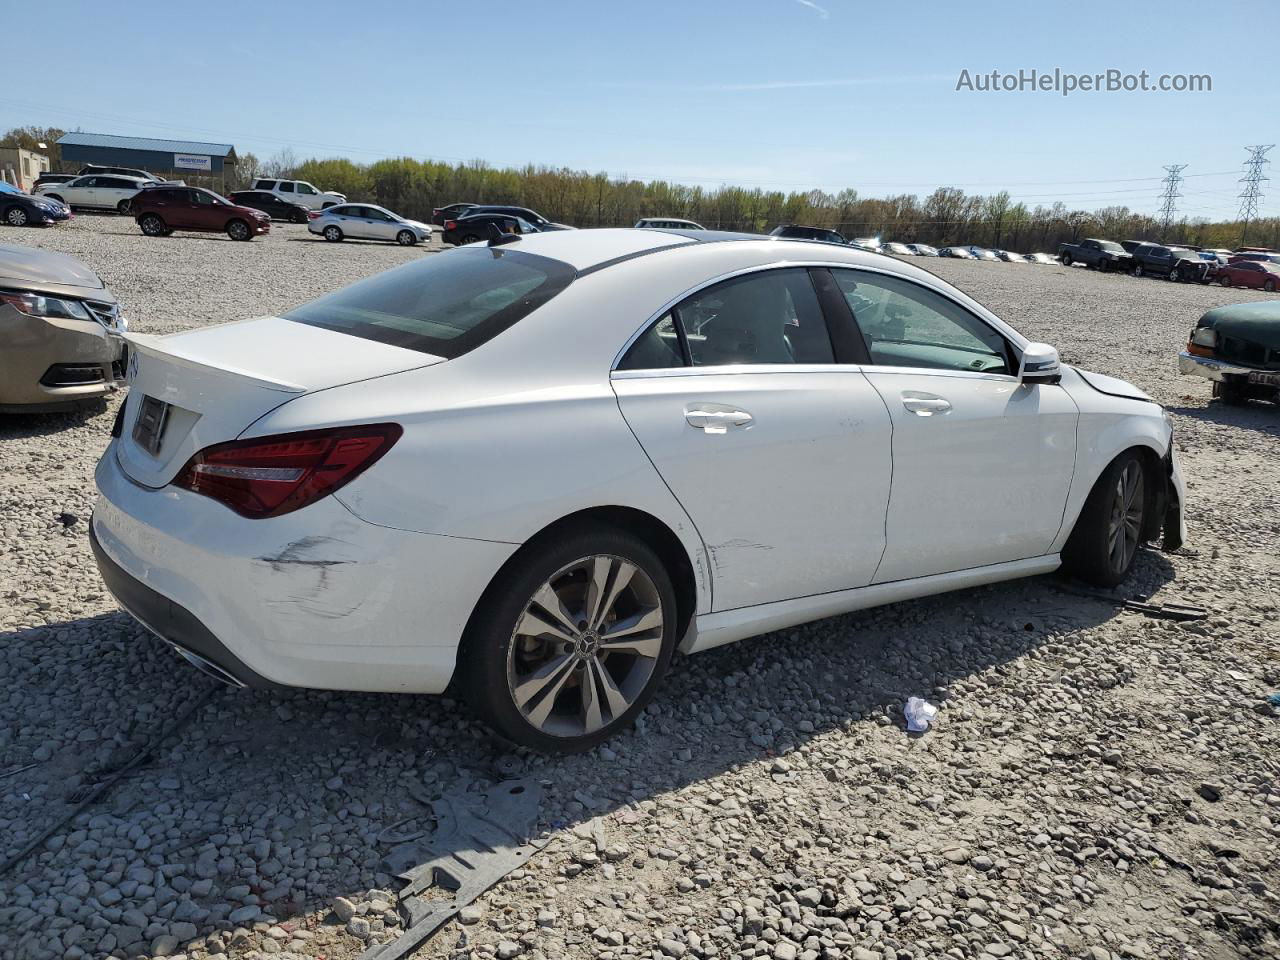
[864,370,895,584]
[607,382,715,612]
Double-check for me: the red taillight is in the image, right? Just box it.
[308,211,320,220]
[444,219,457,231]
[173,424,402,519]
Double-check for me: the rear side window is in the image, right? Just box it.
[255,180,276,189]
[285,247,576,359]
[618,268,835,370]
[278,181,294,192]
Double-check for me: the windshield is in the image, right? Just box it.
[285,247,576,358]
[1168,248,1195,259]
[1098,241,1123,253]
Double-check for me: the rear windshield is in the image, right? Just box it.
[285,247,576,358]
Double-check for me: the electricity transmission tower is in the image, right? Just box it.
[1237,145,1273,245]
[1157,164,1187,237]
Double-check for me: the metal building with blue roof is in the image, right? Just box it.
[56,133,238,177]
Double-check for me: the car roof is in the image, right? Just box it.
[486,227,910,273]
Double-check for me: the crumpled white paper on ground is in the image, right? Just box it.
[904,696,938,733]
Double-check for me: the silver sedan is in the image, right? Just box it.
[309,203,432,246]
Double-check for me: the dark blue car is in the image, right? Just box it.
[0,184,72,227]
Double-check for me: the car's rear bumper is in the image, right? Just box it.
[90,523,280,688]
[91,442,518,693]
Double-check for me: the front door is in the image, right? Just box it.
[611,267,893,612]
[828,268,1078,582]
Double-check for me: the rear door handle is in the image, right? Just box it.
[901,393,952,416]
[685,404,753,433]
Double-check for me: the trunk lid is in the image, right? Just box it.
[116,316,442,487]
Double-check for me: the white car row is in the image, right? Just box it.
[92,228,1186,752]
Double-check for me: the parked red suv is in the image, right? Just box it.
[1216,259,1280,291]
[133,186,270,241]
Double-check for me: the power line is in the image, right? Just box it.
[1157,164,1187,235]
[1238,145,1273,244]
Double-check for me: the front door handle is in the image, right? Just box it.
[685,404,753,433]
[901,393,952,416]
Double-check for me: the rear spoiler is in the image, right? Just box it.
[124,332,307,394]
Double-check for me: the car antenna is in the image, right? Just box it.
[487,223,520,247]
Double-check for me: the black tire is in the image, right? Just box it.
[396,229,417,246]
[1097,259,1109,273]
[139,213,167,237]
[4,204,29,227]
[458,525,679,754]
[290,210,309,224]
[1132,262,1144,278]
[1167,268,1180,282]
[323,225,343,242]
[1219,274,1231,287]
[461,233,480,245]
[321,202,337,210]
[116,199,132,215]
[226,219,252,241]
[1061,451,1149,587]
[1214,379,1249,406]
[1265,279,1277,293]
[1061,253,1073,267]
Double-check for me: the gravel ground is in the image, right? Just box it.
[1,217,1277,960]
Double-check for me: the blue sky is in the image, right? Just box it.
[4,0,1271,220]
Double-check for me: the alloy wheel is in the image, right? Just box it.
[7,207,28,226]
[506,554,664,739]
[228,221,249,241]
[1106,461,1144,575]
[397,230,414,245]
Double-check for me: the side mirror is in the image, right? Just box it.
[1019,342,1062,384]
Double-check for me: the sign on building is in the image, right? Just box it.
[174,153,212,171]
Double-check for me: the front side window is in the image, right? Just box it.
[286,247,576,358]
[296,182,318,195]
[618,268,835,370]
[831,270,1010,375]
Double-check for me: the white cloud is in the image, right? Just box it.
[793,0,830,18]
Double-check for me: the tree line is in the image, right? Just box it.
[5,125,1278,251]
[284,155,1280,252]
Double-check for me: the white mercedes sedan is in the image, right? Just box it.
[92,228,1187,752]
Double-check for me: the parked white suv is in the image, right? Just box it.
[36,175,151,214]
[250,178,345,211]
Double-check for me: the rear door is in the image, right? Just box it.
[611,266,893,612]
[829,268,1077,582]
[67,177,99,206]
[334,205,369,238]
